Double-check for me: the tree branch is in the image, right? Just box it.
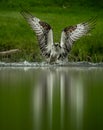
[0,49,20,56]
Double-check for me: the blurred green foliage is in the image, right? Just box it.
[0,0,103,10]
[0,0,103,62]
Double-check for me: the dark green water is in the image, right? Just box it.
[0,67,103,130]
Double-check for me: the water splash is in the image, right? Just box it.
[0,61,103,67]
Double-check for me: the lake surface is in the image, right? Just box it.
[0,66,103,130]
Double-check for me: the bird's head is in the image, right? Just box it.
[54,43,61,51]
[54,42,61,47]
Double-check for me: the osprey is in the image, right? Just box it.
[21,11,96,63]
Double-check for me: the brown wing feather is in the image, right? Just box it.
[60,17,96,54]
[21,10,53,58]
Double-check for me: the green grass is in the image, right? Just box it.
[0,5,103,62]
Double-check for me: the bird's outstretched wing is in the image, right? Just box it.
[21,10,53,58]
[60,17,96,54]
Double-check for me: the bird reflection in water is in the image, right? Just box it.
[32,67,84,130]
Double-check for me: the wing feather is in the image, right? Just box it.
[21,10,53,58]
[60,17,96,54]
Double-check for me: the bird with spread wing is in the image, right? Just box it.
[21,10,96,63]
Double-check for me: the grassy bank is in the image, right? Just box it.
[0,5,103,62]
